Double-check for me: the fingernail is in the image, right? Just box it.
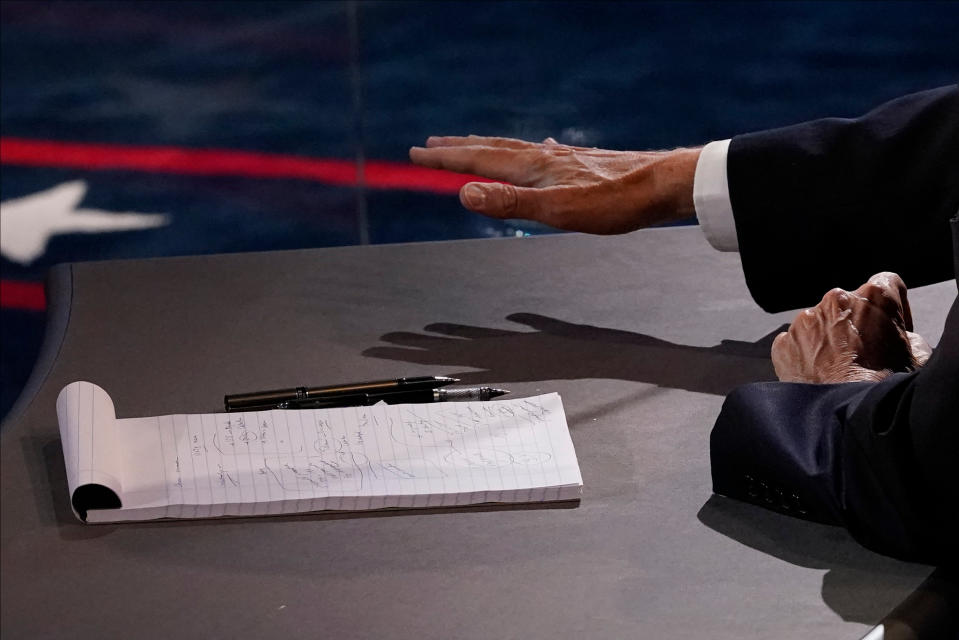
[463,184,486,209]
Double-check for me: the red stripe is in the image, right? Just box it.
[1,280,46,311]
[0,137,489,194]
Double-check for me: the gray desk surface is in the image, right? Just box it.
[2,228,954,639]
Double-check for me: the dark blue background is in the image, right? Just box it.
[2,1,957,419]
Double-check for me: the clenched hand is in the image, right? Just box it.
[410,135,701,234]
[771,272,932,383]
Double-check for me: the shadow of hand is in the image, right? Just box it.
[364,312,786,395]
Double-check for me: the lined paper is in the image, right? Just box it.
[56,381,582,522]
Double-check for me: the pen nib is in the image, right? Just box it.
[437,386,511,402]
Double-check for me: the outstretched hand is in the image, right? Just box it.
[410,135,701,234]
[771,272,932,383]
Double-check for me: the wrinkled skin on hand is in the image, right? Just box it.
[771,272,932,383]
[409,135,701,234]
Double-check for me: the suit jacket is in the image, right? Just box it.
[709,86,959,566]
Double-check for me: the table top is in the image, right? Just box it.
[2,227,954,639]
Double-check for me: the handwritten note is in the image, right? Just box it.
[57,381,582,522]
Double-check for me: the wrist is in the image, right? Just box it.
[651,147,701,222]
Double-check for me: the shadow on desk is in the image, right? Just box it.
[697,495,952,631]
[363,312,785,395]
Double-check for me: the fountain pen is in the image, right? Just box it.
[224,375,458,412]
[233,386,510,411]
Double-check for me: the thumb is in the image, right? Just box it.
[460,182,531,219]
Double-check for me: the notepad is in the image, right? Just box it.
[56,381,583,523]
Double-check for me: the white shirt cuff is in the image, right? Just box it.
[693,138,739,252]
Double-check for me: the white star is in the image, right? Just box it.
[0,180,169,264]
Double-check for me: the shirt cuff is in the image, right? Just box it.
[693,138,739,252]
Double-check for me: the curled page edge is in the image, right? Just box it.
[56,381,123,521]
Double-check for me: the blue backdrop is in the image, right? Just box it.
[2,1,957,419]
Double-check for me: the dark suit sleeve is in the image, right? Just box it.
[710,88,959,565]
[711,294,958,565]
[727,85,959,313]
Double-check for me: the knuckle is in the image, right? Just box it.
[499,184,519,217]
[791,309,813,332]
[865,272,907,300]
[862,281,885,298]
[871,271,904,287]
[822,287,850,306]
[862,280,904,316]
